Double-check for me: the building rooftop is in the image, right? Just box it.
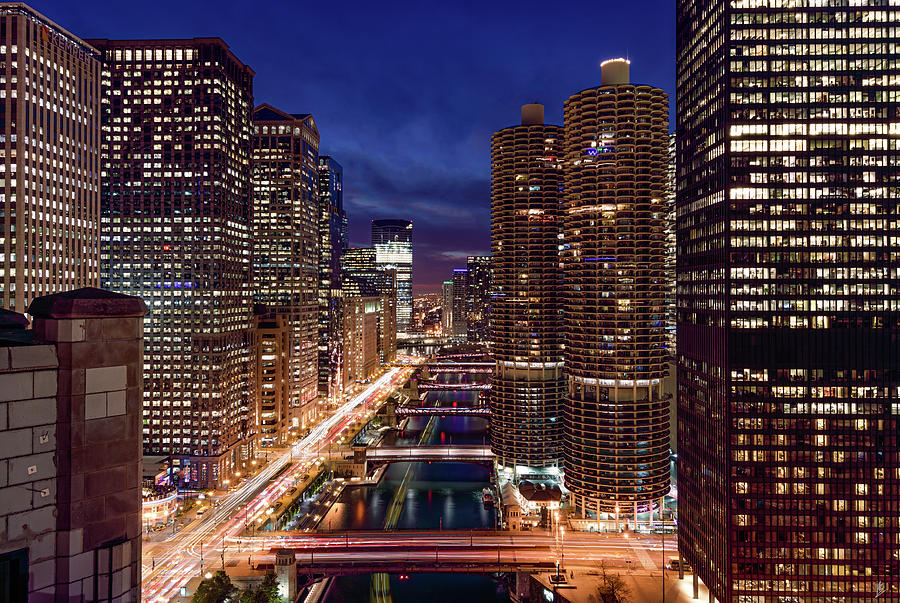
[28,287,148,319]
[518,480,562,503]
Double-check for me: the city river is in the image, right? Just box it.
[321,386,510,602]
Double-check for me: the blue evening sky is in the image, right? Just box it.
[36,0,675,292]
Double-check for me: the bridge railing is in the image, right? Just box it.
[417,383,492,391]
[394,407,490,417]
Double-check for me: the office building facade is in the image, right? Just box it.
[317,156,344,400]
[341,246,396,366]
[562,60,670,516]
[466,255,492,343]
[92,37,255,487]
[341,247,378,297]
[371,218,412,331]
[490,104,564,468]
[451,268,468,338]
[665,133,676,356]
[252,104,320,436]
[677,2,900,599]
[441,280,453,336]
[0,5,100,312]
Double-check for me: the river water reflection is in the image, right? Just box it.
[322,388,509,601]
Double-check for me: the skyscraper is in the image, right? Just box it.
[371,218,412,331]
[677,3,900,599]
[490,104,564,468]
[342,295,389,383]
[251,104,321,438]
[451,268,468,338]
[92,37,255,488]
[466,255,492,343]
[562,60,670,519]
[0,5,100,312]
[317,156,344,400]
[252,309,292,447]
[665,134,676,356]
[441,279,453,336]
[341,246,396,366]
[341,247,379,297]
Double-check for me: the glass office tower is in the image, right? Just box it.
[317,156,344,400]
[92,38,255,487]
[490,104,564,468]
[677,2,900,599]
[371,218,412,331]
[466,255,492,343]
[450,268,468,338]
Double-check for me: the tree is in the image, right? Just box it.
[192,571,237,603]
[239,573,282,603]
[589,565,632,603]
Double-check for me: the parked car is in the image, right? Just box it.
[668,557,691,572]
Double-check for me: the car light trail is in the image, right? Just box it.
[141,366,415,602]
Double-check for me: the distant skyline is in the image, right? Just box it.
[36,0,675,293]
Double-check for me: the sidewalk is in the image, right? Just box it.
[531,569,713,603]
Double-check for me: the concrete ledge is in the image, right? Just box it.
[28,288,147,320]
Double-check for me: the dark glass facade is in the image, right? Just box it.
[490,104,564,468]
[466,255,492,343]
[677,1,900,599]
[450,268,468,338]
[317,156,344,400]
[341,247,378,297]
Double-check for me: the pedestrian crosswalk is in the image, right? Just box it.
[630,540,658,571]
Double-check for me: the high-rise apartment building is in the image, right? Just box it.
[342,294,395,383]
[0,5,100,312]
[450,268,468,338]
[562,60,670,518]
[317,156,344,400]
[490,104,564,468]
[466,255,492,343]
[92,37,255,488]
[251,104,320,436]
[376,271,397,365]
[251,309,291,447]
[677,3,900,599]
[342,296,379,383]
[371,218,412,331]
